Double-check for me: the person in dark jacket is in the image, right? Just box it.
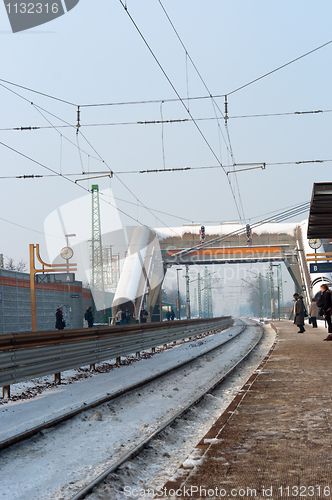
[140,307,148,323]
[166,310,171,321]
[121,309,127,325]
[85,306,94,328]
[170,309,175,321]
[293,293,305,333]
[317,284,332,339]
[55,307,65,330]
[125,308,131,324]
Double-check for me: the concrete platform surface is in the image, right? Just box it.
[162,321,332,500]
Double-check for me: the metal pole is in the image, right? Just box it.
[176,268,181,320]
[185,264,190,319]
[197,273,202,319]
[29,244,37,332]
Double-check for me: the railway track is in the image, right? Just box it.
[0,319,267,500]
[0,318,234,452]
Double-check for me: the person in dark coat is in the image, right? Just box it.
[121,309,127,325]
[140,307,148,323]
[125,308,131,324]
[293,293,305,333]
[170,309,175,321]
[55,307,65,330]
[317,284,332,339]
[166,310,171,321]
[85,306,94,328]
[309,298,319,328]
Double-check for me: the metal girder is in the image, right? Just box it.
[307,183,332,239]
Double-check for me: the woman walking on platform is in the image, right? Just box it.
[317,284,332,340]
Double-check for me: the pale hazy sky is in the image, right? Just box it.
[1,1,331,305]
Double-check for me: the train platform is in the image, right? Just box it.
[162,321,332,500]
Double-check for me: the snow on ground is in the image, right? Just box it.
[0,320,263,500]
[87,323,277,500]
[0,322,243,444]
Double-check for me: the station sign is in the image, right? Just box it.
[35,273,75,284]
[310,263,332,273]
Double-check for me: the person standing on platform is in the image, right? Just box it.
[309,298,319,328]
[125,308,131,324]
[166,310,171,321]
[317,284,332,340]
[293,293,305,333]
[55,307,65,330]
[85,306,94,328]
[140,307,148,323]
[115,308,122,325]
[170,309,175,321]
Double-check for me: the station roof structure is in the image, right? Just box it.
[307,182,332,239]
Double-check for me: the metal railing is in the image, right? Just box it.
[0,317,232,396]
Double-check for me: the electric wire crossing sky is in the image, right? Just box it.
[3,0,79,33]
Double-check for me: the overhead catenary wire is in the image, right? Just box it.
[76,127,184,238]
[117,0,243,222]
[157,0,245,222]
[0,78,77,106]
[3,77,186,237]
[227,39,332,96]
[1,107,329,133]
[1,35,331,111]
[0,139,162,229]
[2,158,330,180]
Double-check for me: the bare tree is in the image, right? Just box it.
[4,258,27,272]
[16,260,27,272]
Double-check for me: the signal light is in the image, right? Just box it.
[246,224,252,245]
[200,225,205,244]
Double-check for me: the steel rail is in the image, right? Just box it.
[0,317,234,452]
[69,320,264,500]
[0,317,231,388]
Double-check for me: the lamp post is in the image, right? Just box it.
[176,268,181,320]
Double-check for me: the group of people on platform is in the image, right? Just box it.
[55,304,177,330]
[294,283,332,340]
[55,306,94,330]
[165,309,175,321]
[114,307,133,325]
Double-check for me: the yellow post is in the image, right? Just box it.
[29,244,37,332]
[29,243,77,333]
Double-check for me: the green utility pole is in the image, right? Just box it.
[185,264,191,319]
[198,272,202,318]
[91,185,105,323]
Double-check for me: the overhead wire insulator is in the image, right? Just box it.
[224,95,229,125]
[76,106,81,135]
